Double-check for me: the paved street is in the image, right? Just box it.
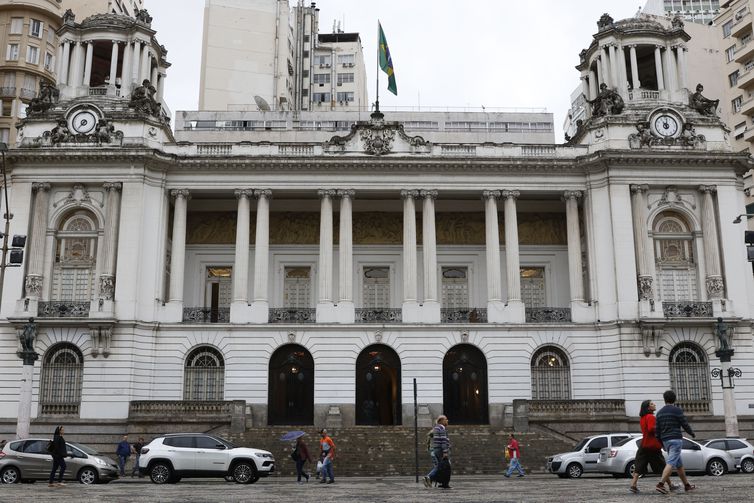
[1,473,752,502]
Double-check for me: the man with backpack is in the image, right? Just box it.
[424,415,451,489]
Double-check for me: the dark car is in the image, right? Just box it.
[0,438,119,484]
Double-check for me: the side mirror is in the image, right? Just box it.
[215,444,226,450]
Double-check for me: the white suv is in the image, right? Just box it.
[138,433,275,484]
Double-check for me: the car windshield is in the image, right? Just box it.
[211,436,237,449]
[573,438,589,451]
[68,442,98,455]
[615,437,637,447]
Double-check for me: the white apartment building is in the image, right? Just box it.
[644,0,721,24]
[199,0,367,112]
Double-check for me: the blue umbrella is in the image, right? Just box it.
[279,430,306,442]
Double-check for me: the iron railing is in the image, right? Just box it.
[528,399,626,417]
[440,308,488,323]
[525,307,572,323]
[38,301,90,318]
[182,307,230,323]
[0,86,16,97]
[355,308,402,323]
[662,301,713,318]
[268,308,316,323]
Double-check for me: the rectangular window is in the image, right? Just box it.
[337,53,355,65]
[520,267,546,307]
[735,121,747,139]
[733,95,743,112]
[1,100,12,117]
[26,46,39,65]
[6,44,20,61]
[0,128,9,143]
[312,92,330,103]
[205,266,232,309]
[337,73,354,84]
[312,73,330,84]
[441,267,469,308]
[44,52,54,71]
[29,19,43,38]
[723,19,733,38]
[314,54,331,66]
[283,266,311,308]
[729,70,740,87]
[10,17,24,34]
[336,91,354,103]
[727,45,736,62]
[362,266,390,308]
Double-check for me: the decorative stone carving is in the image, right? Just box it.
[501,189,520,200]
[588,83,624,117]
[482,190,501,200]
[325,115,429,155]
[562,190,583,201]
[24,275,43,298]
[628,122,653,148]
[690,84,719,116]
[360,125,396,155]
[460,330,469,343]
[671,15,685,29]
[135,8,153,25]
[170,188,191,200]
[129,79,162,116]
[103,182,122,193]
[629,184,649,195]
[99,275,115,300]
[678,123,706,148]
[44,119,72,145]
[94,119,124,144]
[27,81,60,117]
[17,318,39,365]
[640,325,663,357]
[63,9,75,25]
[597,13,614,30]
[637,275,654,301]
[89,326,113,358]
[337,189,355,199]
[374,330,383,343]
[706,276,725,299]
[420,189,438,200]
[234,188,253,199]
[287,331,296,343]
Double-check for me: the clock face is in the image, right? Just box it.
[69,109,98,135]
[653,114,679,137]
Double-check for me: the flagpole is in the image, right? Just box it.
[375,20,380,114]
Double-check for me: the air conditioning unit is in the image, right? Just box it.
[337,83,342,86]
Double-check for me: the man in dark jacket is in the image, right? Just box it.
[116,434,132,476]
[654,390,696,494]
[48,426,68,487]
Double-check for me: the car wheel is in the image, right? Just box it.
[624,461,636,478]
[1,466,20,484]
[706,458,727,477]
[232,461,257,484]
[78,467,99,485]
[149,462,172,484]
[566,463,583,478]
[741,458,754,474]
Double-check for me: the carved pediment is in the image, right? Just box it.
[325,111,430,155]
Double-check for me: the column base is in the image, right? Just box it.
[89,299,115,319]
[401,301,421,323]
[502,300,525,323]
[486,300,506,323]
[14,298,38,318]
[161,301,184,323]
[570,301,596,323]
[316,302,337,323]
[419,300,441,323]
[230,301,253,323]
[249,301,269,323]
[335,301,355,323]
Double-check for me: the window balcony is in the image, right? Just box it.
[525,307,572,323]
[661,301,713,318]
[0,86,16,98]
[737,68,754,90]
[268,308,316,323]
[182,307,230,323]
[734,40,754,63]
[732,11,752,38]
[740,96,754,115]
[440,308,488,323]
[355,308,402,323]
[37,301,90,318]
[19,88,36,100]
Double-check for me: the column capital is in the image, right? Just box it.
[400,189,419,199]
[254,189,272,199]
[562,190,583,201]
[111,40,122,45]
[420,189,438,200]
[337,189,356,199]
[628,44,637,49]
[630,184,650,194]
[32,182,51,193]
[501,189,520,200]
[698,185,717,194]
[170,188,191,200]
[482,190,501,200]
[234,188,253,199]
[103,182,123,192]
[317,189,337,199]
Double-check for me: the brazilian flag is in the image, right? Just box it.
[378,22,397,95]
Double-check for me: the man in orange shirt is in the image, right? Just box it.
[319,429,336,484]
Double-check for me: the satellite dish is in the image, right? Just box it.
[254,95,271,111]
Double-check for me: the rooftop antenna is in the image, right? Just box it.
[332,20,336,34]
[254,95,271,111]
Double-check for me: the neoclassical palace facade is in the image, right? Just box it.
[1,13,753,428]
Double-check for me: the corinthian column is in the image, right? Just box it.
[168,189,190,304]
[316,189,336,321]
[484,190,504,323]
[630,184,653,302]
[98,182,122,302]
[421,189,439,293]
[249,189,271,323]
[563,191,584,303]
[401,190,420,321]
[337,190,355,322]
[699,186,724,299]
[108,41,119,92]
[24,183,51,300]
[502,190,525,322]
[232,189,252,305]
[82,41,94,87]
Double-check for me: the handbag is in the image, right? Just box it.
[504,448,511,461]
[316,460,323,473]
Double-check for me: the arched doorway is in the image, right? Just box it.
[443,344,488,424]
[355,344,401,425]
[268,344,314,425]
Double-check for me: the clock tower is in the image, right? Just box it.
[567,14,728,151]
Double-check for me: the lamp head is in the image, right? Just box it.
[733,215,743,224]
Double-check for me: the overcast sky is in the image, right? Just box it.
[149,0,639,139]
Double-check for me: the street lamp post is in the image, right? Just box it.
[711,317,740,437]
[0,142,12,309]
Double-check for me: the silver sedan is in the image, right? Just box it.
[597,437,736,478]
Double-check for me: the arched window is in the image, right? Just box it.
[40,343,83,415]
[51,210,99,301]
[355,345,401,425]
[531,346,571,400]
[183,346,225,400]
[443,344,488,424]
[653,212,698,301]
[669,343,710,413]
[268,344,314,425]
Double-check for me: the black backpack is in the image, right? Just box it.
[290,446,299,461]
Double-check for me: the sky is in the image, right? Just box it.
[149,0,640,140]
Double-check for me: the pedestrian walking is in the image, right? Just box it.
[424,414,451,489]
[629,400,666,493]
[116,434,131,477]
[47,426,68,487]
[293,436,313,484]
[131,436,145,477]
[503,433,525,477]
[319,429,335,484]
[655,390,696,494]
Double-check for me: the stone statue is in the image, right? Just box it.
[671,16,685,29]
[27,81,60,116]
[690,84,719,116]
[628,121,653,148]
[63,9,75,25]
[45,119,71,144]
[679,122,705,148]
[588,83,625,117]
[129,79,162,116]
[135,8,153,25]
[597,13,614,30]
[715,317,731,353]
[19,318,36,354]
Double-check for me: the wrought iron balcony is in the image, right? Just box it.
[182,307,230,323]
[268,308,316,323]
[662,301,713,318]
[0,86,16,97]
[19,88,36,100]
[38,301,90,318]
[355,308,402,323]
[440,308,488,323]
[525,307,572,323]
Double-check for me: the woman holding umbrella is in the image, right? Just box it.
[293,435,313,483]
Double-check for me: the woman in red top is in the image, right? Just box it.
[630,400,666,493]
